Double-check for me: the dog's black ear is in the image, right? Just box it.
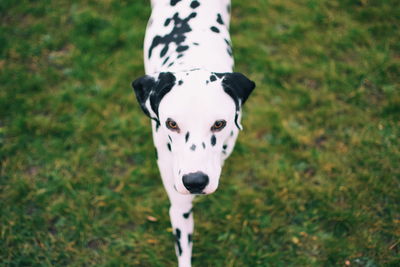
[149,72,176,118]
[219,72,256,129]
[132,75,156,118]
[132,72,176,120]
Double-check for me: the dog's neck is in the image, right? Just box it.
[144,0,234,74]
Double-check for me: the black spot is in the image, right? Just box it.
[160,44,169,58]
[168,61,174,67]
[148,12,197,59]
[210,75,217,82]
[193,42,199,45]
[217,13,224,25]
[224,38,232,48]
[177,53,184,58]
[175,228,182,256]
[190,144,196,151]
[162,56,170,66]
[211,135,216,146]
[185,132,190,143]
[183,208,192,219]
[154,148,158,159]
[170,0,182,6]
[210,26,220,33]
[190,0,200,9]
[178,80,183,85]
[155,121,160,131]
[176,45,189,52]
[168,135,172,142]
[188,233,192,244]
[164,18,171,26]
[167,143,172,151]
[223,144,228,150]
[178,169,181,175]
[214,72,225,78]
[206,80,209,84]
[230,130,234,136]
[202,142,206,149]
[224,39,233,57]
[227,4,231,13]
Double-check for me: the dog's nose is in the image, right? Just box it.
[182,172,209,194]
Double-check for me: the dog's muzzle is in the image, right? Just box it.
[182,171,209,194]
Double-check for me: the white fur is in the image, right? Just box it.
[141,1,241,266]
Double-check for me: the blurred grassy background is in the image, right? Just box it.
[1,0,399,266]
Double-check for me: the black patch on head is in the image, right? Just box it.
[193,42,199,45]
[211,135,216,146]
[190,0,200,9]
[219,73,256,129]
[154,148,158,159]
[202,142,206,149]
[170,0,182,6]
[223,144,228,150]
[210,75,217,82]
[217,13,224,25]
[183,208,192,219]
[164,18,171,26]
[167,143,172,151]
[178,80,183,85]
[176,45,189,52]
[188,233,192,244]
[148,12,197,59]
[175,228,182,256]
[185,132,190,143]
[132,72,176,119]
[190,144,196,151]
[210,26,220,33]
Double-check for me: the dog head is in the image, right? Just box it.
[132,69,255,195]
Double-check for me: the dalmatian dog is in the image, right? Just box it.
[131,0,255,266]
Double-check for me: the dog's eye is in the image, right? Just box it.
[211,120,226,132]
[166,118,180,132]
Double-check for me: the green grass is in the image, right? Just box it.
[1,0,399,266]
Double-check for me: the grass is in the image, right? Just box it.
[1,0,399,266]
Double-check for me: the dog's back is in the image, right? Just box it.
[144,0,233,74]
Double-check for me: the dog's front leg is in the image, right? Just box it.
[157,158,195,267]
[169,193,194,267]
